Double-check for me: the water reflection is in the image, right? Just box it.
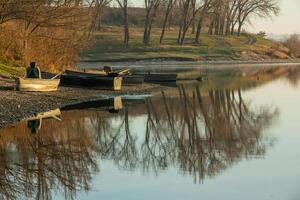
[0,110,99,200]
[140,85,277,182]
[27,109,61,134]
[0,85,278,199]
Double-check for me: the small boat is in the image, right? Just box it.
[61,73,122,91]
[122,75,144,85]
[66,68,130,77]
[69,69,144,85]
[65,69,105,77]
[16,78,60,92]
[134,72,178,83]
[84,68,131,77]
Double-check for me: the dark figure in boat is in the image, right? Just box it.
[26,61,41,79]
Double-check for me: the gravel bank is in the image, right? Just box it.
[0,79,164,127]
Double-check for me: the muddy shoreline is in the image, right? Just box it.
[0,82,164,128]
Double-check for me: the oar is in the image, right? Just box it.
[51,115,62,121]
[108,69,131,77]
[115,69,130,75]
[51,72,62,80]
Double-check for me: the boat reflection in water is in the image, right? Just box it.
[0,85,278,199]
[26,108,61,134]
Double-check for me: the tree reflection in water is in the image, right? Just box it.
[141,84,277,182]
[0,84,278,199]
[0,114,99,200]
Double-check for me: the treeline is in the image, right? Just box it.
[89,0,279,47]
[0,0,280,70]
[0,0,93,71]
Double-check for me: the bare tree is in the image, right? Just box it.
[191,0,197,33]
[159,0,176,44]
[143,0,161,45]
[225,0,238,35]
[89,0,112,33]
[283,34,300,58]
[17,0,87,65]
[116,0,129,48]
[177,0,200,45]
[236,0,279,36]
[194,0,212,43]
[0,0,22,24]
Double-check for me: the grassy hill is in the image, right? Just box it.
[81,26,292,62]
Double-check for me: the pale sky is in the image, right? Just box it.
[129,0,300,35]
[248,0,300,34]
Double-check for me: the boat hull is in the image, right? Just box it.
[61,74,122,91]
[134,72,178,82]
[122,75,144,85]
[66,69,143,85]
[16,78,60,92]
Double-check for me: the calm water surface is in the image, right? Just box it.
[1,73,300,200]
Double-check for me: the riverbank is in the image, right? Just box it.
[1,62,300,128]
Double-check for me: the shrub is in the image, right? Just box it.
[282,34,300,57]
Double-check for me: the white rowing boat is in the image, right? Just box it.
[16,77,60,92]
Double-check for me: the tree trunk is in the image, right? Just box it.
[23,37,28,66]
[160,20,167,44]
[214,15,219,35]
[97,14,102,31]
[194,16,203,44]
[23,26,30,66]
[225,17,231,35]
[177,24,182,44]
[191,0,196,34]
[208,21,213,35]
[231,21,236,35]
[160,7,171,44]
[147,22,153,44]
[237,23,242,36]
[123,5,129,48]
[192,20,195,34]
[180,27,188,45]
[219,15,226,35]
[143,11,150,45]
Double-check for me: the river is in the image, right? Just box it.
[0,67,299,200]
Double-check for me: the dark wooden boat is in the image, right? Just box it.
[62,97,123,112]
[77,69,144,85]
[122,75,144,85]
[65,69,105,77]
[65,69,144,86]
[134,72,178,83]
[60,73,122,91]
